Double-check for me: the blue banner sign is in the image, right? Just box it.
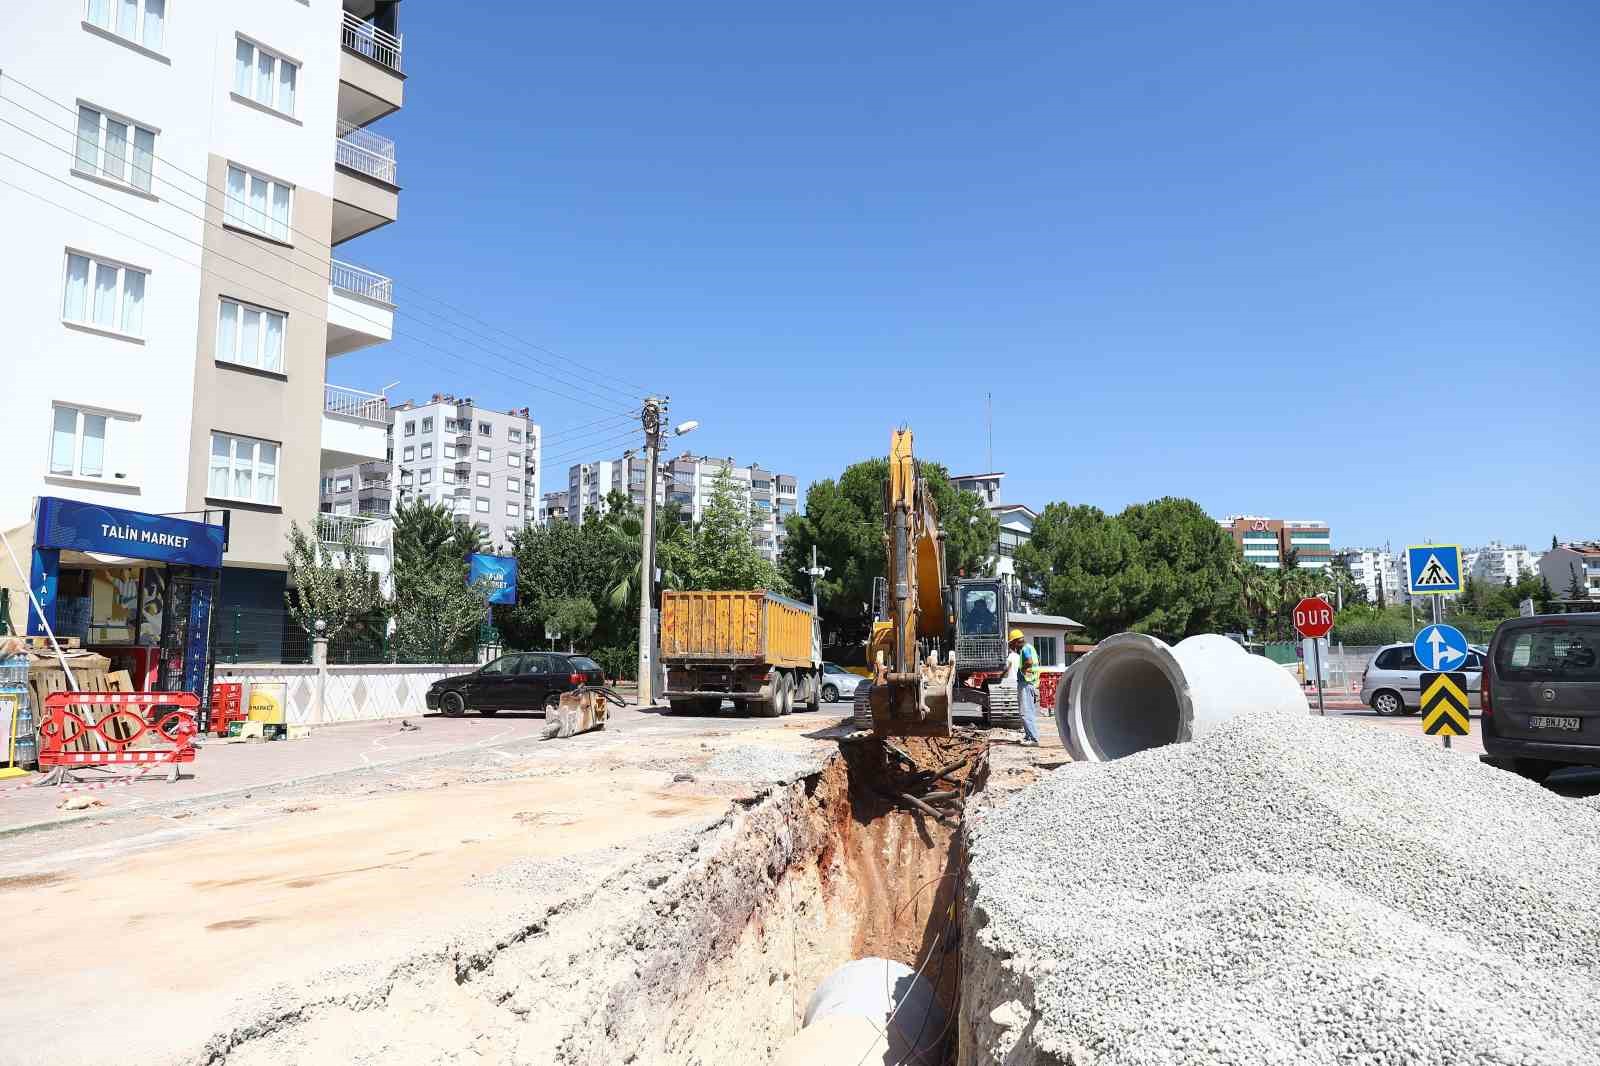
[35,496,225,568]
[469,553,518,605]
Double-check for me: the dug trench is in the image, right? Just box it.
[209,730,994,1066]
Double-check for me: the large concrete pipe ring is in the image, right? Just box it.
[1055,633,1308,762]
[772,957,946,1065]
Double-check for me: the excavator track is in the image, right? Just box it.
[984,685,1024,730]
[852,679,874,732]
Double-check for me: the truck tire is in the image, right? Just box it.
[852,680,873,731]
[985,686,1023,729]
[778,671,794,716]
[698,697,723,714]
[753,675,782,718]
[805,669,821,712]
[667,699,696,715]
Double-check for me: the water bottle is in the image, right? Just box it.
[13,693,36,770]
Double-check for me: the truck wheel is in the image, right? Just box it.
[754,676,782,718]
[697,697,723,714]
[777,671,794,716]
[805,670,821,712]
[668,699,696,715]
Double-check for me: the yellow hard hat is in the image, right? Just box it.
[1008,629,1024,642]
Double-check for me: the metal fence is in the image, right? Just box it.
[341,11,403,72]
[330,259,394,304]
[323,383,387,423]
[335,121,398,185]
[212,608,476,667]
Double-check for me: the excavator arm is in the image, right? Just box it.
[866,429,954,736]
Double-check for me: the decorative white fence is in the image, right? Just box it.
[324,383,387,422]
[336,121,398,184]
[215,663,457,726]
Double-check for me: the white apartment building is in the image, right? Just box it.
[1468,542,1538,586]
[1540,543,1600,602]
[1335,548,1401,604]
[560,453,797,560]
[388,396,542,549]
[0,1,404,640]
[950,473,1038,608]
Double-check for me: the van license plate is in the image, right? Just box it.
[1530,715,1580,731]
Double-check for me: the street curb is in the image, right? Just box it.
[0,727,559,842]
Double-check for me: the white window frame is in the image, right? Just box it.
[207,431,279,505]
[232,36,300,118]
[73,104,158,194]
[47,404,118,481]
[421,417,433,433]
[61,250,148,340]
[507,452,519,468]
[476,473,490,488]
[477,447,492,462]
[507,501,521,518]
[507,477,521,493]
[215,297,287,372]
[334,476,352,492]
[442,444,456,460]
[475,497,490,514]
[402,446,414,461]
[83,0,165,53]
[478,422,491,436]
[508,428,522,444]
[223,162,294,243]
[420,469,433,484]
[420,443,432,459]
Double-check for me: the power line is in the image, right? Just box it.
[0,71,658,397]
[0,108,644,419]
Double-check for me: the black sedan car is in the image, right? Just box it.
[426,652,605,715]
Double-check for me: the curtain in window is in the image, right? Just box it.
[257,443,278,504]
[117,0,138,39]
[278,61,296,115]
[232,440,254,499]
[256,50,274,106]
[131,127,155,192]
[120,269,144,335]
[270,184,290,240]
[141,0,164,50]
[240,308,261,366]
[262,311,284,371]
[234,40,253,97]
[50,408,77,475]
[102,118,128,180]
[225,165,247,226]
[92,262,118,328]
[249,175,269,233]
[75,108,99,173]
[209,436,231,497]
[79,413,107,477]
[63,254,90,321]
[217,300,239,361]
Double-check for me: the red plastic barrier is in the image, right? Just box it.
[39,691,198,769]
[211,682,245,737]
[1039,671,1063,713]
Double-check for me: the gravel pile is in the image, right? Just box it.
[965,713,1600,1065]
[702,745,826,783]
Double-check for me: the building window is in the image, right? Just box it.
[475,522,490,536]
[216,298,285,372]
[48,405,112,479]
[402,446,414,461]
[334,476,352,492]
[208,432,278,504]
[475,497,489,513]
[73,106,156,193]
[507,452,519,467]
[477,447,491,462]
[233,37,298,116]
[1034,635,1059,667]
[476,473,490,488]
[508,428,522,444]
[507,502,521,517]
[85,0,164,51]
[478,422,492,436]
[507,477,521,493]
[420,469,433,485]
[62,252,146,338]
[442,444,455,460]
[421,417,433,433]
[420,443,432,459]
[224,163,292,242]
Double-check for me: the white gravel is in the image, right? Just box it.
[966,713,1600,1065]
[702,745,826,783]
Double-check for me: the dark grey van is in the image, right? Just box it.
[1481,614,1600,780]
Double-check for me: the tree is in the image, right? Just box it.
[282,522,377,643]
[683,468,791,593]
[389,498,488,661]
[1536,574,1555,611]
[1567,563,1587,601]
[543,595,597,652]
[1553,534,1560,550]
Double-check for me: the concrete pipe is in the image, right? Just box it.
[1055,633,1308,762]
[773,957,945,1065]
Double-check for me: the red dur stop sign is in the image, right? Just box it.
[1293,597,1334,639]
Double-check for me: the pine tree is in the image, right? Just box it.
[1567,563,1588,602]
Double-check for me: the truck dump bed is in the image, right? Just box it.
[660,590,816,668]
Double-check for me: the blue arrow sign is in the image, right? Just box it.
[1407,544,1462,595]
[1415,623,1469,672]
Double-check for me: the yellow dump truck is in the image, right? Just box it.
[660,590,822,717]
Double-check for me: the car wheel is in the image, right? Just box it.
[822,683,840,704]
[1370,690,1403,716]
[440,691,466,717]
[543,693,562,715]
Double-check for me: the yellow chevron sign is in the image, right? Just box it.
[1421,672,1470,736]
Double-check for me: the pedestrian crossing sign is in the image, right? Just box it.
[1420,672,1471,736]
[1407,544,1462,595]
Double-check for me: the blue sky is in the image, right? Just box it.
[333,1,1598,551]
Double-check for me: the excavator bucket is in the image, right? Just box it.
[869,657,953,738]
[543,687,620,740]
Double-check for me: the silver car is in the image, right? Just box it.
[1361,642,1484,715]
[819,662,864,703]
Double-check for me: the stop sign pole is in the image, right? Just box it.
[1294,597,1334,716]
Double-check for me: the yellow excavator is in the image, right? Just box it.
[861,428,956,737]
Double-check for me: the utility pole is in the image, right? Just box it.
[805,545,829,612]
[986,391,993,474]
[637,397,664,707]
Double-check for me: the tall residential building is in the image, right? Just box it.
[568,460,615,523]
[1220,516,1333,569]
[1334,548,1401,604]
[381,395,542,548]
[1468,542,1538,586]
[949,472,1038,609]
[0,0,405,626]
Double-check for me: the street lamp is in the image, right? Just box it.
[637,400,698,707]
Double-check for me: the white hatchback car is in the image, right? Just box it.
[1360,642,1484,715]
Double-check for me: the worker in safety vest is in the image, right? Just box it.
[1008,628,1040,746]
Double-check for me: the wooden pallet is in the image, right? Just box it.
[15,635,81,651]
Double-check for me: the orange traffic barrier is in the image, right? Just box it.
[39,691,198,771]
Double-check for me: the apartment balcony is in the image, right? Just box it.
[322,384,389,467]
[333,122,398,244]
[326,259,395,356]
[338,6,404,127]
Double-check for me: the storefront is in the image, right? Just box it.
[26,497,227,703]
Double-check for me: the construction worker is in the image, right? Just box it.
[1008,628,1040,746]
